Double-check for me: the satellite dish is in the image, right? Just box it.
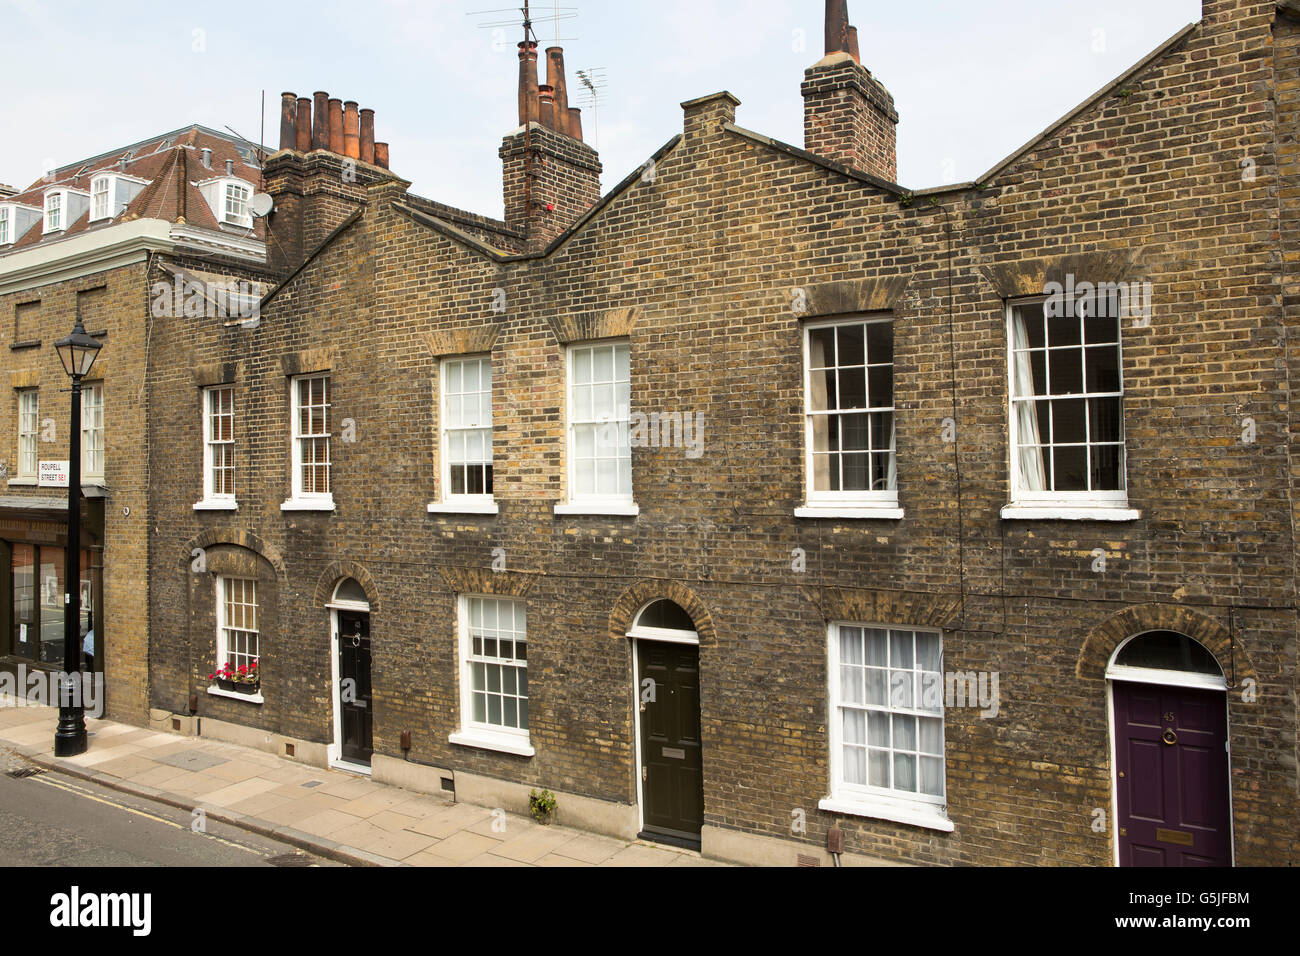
[251,193,274,218]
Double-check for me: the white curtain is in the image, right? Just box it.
[886,415,897,491]
[1012,313,1047,492]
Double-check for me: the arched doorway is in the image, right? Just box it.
[629,599,703,849]
[328,578,372,772]
[1107,630,1232,866]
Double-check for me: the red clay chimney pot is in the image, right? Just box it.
[328,99,344,155]
[295,97,312,152]
[312,91,330,150]
[360,108,376,164]
[280,92,298,151]
[343,101,361,160]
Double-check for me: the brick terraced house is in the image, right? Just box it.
[0,125,272,723]
[140,0,1297,866]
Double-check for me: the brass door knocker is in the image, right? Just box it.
[1162,729,1178,746]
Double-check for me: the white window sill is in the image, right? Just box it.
[427,501,500,516]
[281,498,336,513]
[554,502,640,517]
[819,795,954,832]
[6,478,38,487]
[1000,505,1140,522]
[194,499,238,512]
[796,505,904,520]
[449,729,535,758]
[207,685,264,705]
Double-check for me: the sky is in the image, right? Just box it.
[2,0,1203,219]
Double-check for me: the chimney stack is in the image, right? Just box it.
[360,108,376,164]
[295,97,312,152]
[518,41,540,126]
[547,47,572,137]
[343,102,360,159]
[502,43,601,249]
[802,0,899,182]
[280,93,298,151]
[313,91,330,150]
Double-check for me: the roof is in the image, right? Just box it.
[1,126,266,252]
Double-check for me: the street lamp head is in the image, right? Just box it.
[54,319,102,379]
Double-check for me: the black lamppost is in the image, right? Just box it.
[52,318,101,757]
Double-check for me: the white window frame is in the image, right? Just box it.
[283,373,335,511]
[196,385,237,510]
[556,339,637,517]
[797,314,902,520]
[224,181,252,228]
[428,355,498,516]
[91,176,112,222]
[819,621,954,831]
[449,595,535,757]
[210,576,264,704]
[1003,296,1138,521]
[44,190,64,233]
[17,390,38,481]
[0,205,10,245]
[81,383,104,485]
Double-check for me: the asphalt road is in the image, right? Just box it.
[0,752,339,867]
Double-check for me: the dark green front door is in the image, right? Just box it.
[638,640,703,847]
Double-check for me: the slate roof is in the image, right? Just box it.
[1,125,266,252]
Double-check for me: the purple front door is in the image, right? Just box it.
[1113,681,1232,866]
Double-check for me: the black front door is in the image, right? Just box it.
[638,640,703,848]
[337,611,373,765]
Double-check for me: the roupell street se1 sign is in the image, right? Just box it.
[38,461,69,488]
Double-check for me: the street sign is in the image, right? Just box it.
[38,461,69,488]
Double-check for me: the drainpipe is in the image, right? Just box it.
[827,825,845,867]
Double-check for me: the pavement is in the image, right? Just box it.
[0,701,726,868]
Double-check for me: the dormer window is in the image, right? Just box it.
[0,206,9,245]
[196,176,255,230]
[224,182,252,227]
[44,191,64,232]
[91,176,111,221]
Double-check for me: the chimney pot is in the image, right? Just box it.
[343,101,360,160]
[313,91,330,150]
[539,85,556,131]
[848,25,861,63]
[568,107,584,142]
[295,97,312,152]
[546,47,572,137]
[374,142,390,169]
[518,41,540,126]
[280,92,298,151]
[226,158,234,176]
[201,148,212,169]
[360,108,376,164]
[825,0,851,55]
[329,99,344,156]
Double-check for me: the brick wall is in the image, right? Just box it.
[143,2,1298,865]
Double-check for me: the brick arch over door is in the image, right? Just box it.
[177,529,287,580]
[1076,603,1257,688]
[610,581,718,648]
[312,561,381,613]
